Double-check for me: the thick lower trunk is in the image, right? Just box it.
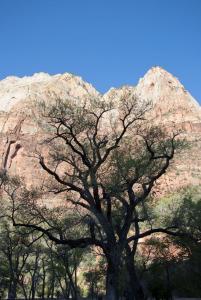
[165,265,173,300]
[8,280,17,299]
[105,261,120,300]
[125,258,145,300]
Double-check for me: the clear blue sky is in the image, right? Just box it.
[0,0,201,101]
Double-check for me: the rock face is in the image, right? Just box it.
[105,66,201,126]
[0,66,200,195]
[0,72,99,112]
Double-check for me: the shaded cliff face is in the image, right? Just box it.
[0,67,200,195]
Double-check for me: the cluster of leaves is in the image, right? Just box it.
[137,187,201,298]
[0,214,104,299]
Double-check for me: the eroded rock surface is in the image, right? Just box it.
[0,67,200,196]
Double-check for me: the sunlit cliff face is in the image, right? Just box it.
[0,66,201,196]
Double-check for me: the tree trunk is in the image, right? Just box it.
[165,264,173,300]
[18,275,28,300]
[41,270,46,300]
[50,271,55,299]
[125,256,145,300]
[8,280,17,300]
[105,260,120,300]
[66,269,77,300]
[31,252,39,300]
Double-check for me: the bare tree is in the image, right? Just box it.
[8,94,185,300]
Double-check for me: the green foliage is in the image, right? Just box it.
[138,186,201,298]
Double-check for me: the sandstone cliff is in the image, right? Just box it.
[0,67,200,196]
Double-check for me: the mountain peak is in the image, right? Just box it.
[135,66,201,123]
[138,66,184,89]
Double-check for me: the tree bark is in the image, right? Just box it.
[7,280,17,300]
[41,261,46,300]
[30,251,39,300]
[125,252,145,300]
[105,257,120,300]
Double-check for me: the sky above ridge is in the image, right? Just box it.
[0,0,201,102]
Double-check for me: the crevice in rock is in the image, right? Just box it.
[1,118,25,171]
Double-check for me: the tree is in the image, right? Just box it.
[8,93,185,300]
[0,219,32,299]
[44,240,84,300]
[139,188,201,299]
